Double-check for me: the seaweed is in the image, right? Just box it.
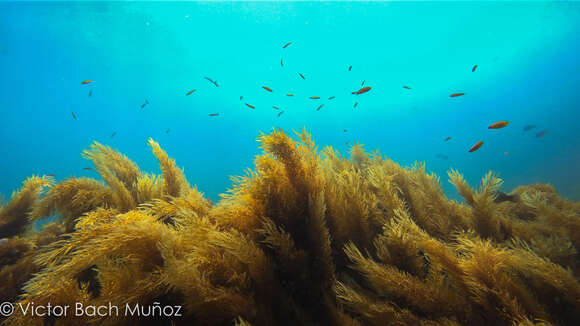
[1,129,579,326]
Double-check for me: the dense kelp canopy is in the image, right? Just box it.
[1,129,579,326]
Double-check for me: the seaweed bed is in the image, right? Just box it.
[1,129,579,326]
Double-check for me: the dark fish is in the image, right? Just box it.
[246,103,255,109]
[469,141,484,153]
[328,96,335,100]
[282,42,292,48]
[472,65,478,72]
[277,111,284,117]
[110,132,116,138]
[47,174,55,177]
[435,153,448,160]
[444,137,452,141]
[523,125,536,131]
[166,128,170,133]
[353,102,358,108]
[343,129,348,132]
[316,104,324,111]
[493,191,518,203]
[240,96,243,101]
[141,99,149,109]
[536,130,549,138]
[262,86,273,92]
[186,89,196,95]
[361,80,365,86]
[83,167,92,170]
[298,73,305,80]
[71,112,76,120]
[281,58,284,67]
[88,90,92,97]
[272,106,280,110]
[348,65,352,71]
[403,86,411,89]
[204,77,219,87]
[209,113,219,117]
[450,93,465,97]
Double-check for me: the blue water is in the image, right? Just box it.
[1,1,579,203]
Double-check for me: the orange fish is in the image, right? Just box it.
[488,121,509,129]
[352,86,371,95]
[47,174,55,177]
[309,96,320,99]
[298,73,305,80]
[71,112,76,120]
[468,141,484,153]
[209,113,219,116]
[246,103,255,109]
[472,65,478,72]
[83,167,92,170]
[262,86,273,92]
[186,89,196,95]
[403,86,411,89]
[80,80,93,84]
[286,94,294,97]
[282,42,292,48]
[444,137,452,141]
[450,93,465,97]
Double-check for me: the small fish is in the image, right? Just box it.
[523,125,536,131]
[47,174,56,177]
[488,121,509,129]
[282,42,292,49]
[272,106,280,110]
[309,96,320,99]
[353,102,358,108]
[240,96,244,101]
[468,141,484,153]
[80,80,93,85]
[316,104,324,111]
[281,58,284,67]
[352,86,371,95]
[186,89,196,95]
[209,113,219,116]
[361,80,365,86]
[298,73,305,80]
[277,111,284,117]
[286,94,294,97]
[71,112,77,120]
[403,86,411,89]
[472,65,478,72]
[166,128,170,133]
[348,65,352,71]
[504,151,510,155]
[141,99,149,109]
[83,167,92,170]
[262,86,273,92]
[444,137,452,141]
[536,130,549,138]
[449,93,465,97]
[246,103,255,109]
[204,76,219,87]
[328,96,335,100]
[110,132,116,138]
[88,90,92,97]
[343,129,348,132]
[435,153,449,160]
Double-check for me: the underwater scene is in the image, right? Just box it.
[1,1,580,325]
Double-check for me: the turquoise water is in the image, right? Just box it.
[1,1,579,203]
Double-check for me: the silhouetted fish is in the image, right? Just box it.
[209,113,219,117]
[204,77,219,87]
[328,96,335,100]
[493,191,518,203]
[316,104,324,111]
[353,102,358,108]
[472,65,478,72]
[240,96,243,101]
[277,111,284,117]
[71,112,76,120]
[523,125,536,131]
[88,90,92,97]
[536,130,549,138]
[110,132,116,138]
[348,65,352,71]
[298,73,305,80]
